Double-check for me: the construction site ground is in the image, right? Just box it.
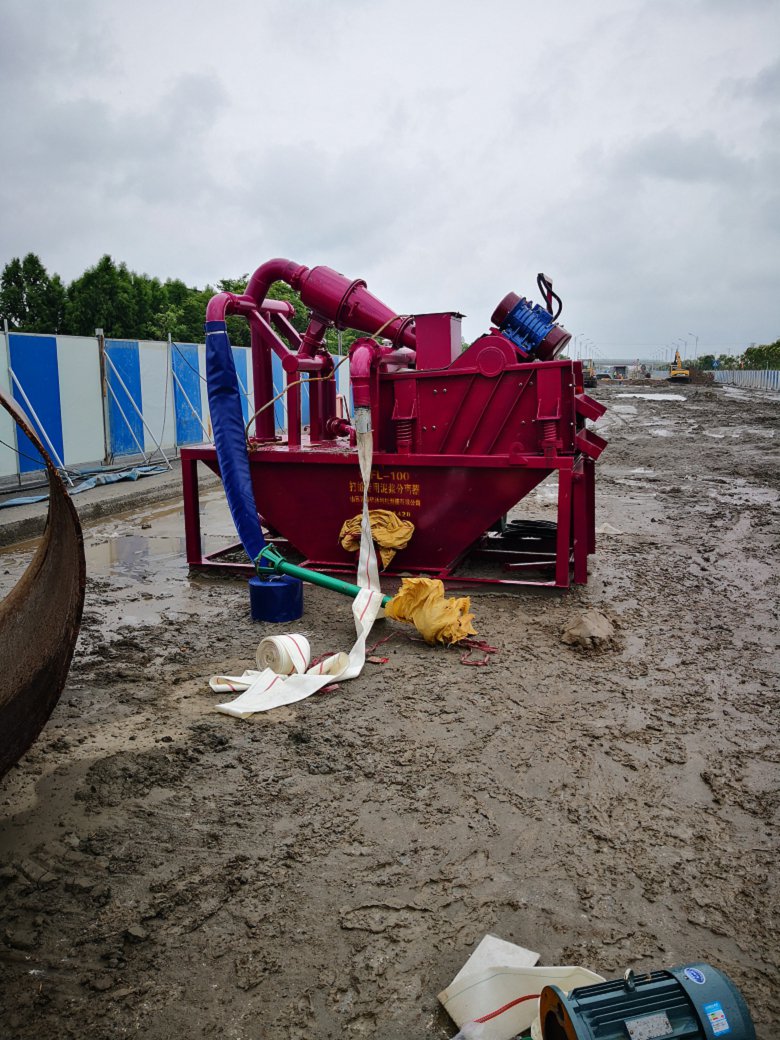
[0,382,777,1039]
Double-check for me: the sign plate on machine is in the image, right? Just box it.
[625,1012,674,1040]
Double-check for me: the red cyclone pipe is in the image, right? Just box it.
[205,290,238,323]
[205,291,294,323]
[349,338,380,408]
[245,258,308,307]
[297,266,416,349]
[243,258,416,349]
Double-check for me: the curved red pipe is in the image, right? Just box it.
[205,288,296,324]
[350,340,379,407]
[245,258,308,306]
[205,290,238,324]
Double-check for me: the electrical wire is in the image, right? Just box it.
[243,354,350,441]
[536,273,563,321]
[0,435,80,485]
[368,314,410,342]
[473,991,540,1025]
[172,341,208,385]
[242,312,410,439]
[0,436,52,470]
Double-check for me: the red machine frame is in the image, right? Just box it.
[182,260,607,589]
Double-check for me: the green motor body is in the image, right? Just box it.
[540,962,755,1039]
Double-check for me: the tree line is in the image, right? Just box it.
[2,253,778,368]
[695,343,780,371]
[0,253,360,354]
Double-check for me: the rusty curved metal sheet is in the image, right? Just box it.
[0,389,86,780]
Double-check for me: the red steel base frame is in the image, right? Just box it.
[181,443,597,590]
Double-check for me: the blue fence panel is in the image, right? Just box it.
[106,340,143,456]
[231,347,250,426]
[8,333,64,472]
[171,343,204,445]
[271,353,285,429]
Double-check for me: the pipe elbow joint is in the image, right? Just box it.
[205,291,238,324]
[349,339,379,407]
[245,258,309,305]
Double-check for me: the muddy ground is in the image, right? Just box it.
[0,383,777,1039]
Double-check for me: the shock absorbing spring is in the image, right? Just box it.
[396,419,413,451]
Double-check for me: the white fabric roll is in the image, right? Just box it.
[256,634,311,675]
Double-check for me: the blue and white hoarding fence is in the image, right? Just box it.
[714,369,780,392]
[0,329,351,485]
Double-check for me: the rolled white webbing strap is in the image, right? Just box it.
[256,634,311,675]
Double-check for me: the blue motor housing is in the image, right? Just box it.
[540,962,755,1040]
[498,297,555,355]
[490,289,569,361]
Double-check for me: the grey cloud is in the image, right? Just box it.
[614,130,746,185]
[0,1,110,88]
[1,0,779,353]
[728,59,780,103]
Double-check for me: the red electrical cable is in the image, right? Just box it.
[473,992,540,1024]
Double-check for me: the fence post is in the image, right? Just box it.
[96,328,113,466]
[2,318,21,487]
[168,334,178,456]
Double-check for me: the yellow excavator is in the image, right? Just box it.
[582,358,597,388]
[667,349,690,383]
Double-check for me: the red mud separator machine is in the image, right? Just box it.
[181,260,607,588]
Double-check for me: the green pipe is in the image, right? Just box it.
[255,546,392,607]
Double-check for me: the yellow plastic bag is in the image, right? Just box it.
[339,509,415,568]
[385,577,476,646]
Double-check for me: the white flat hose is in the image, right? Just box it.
[256,634,310,674]
[210,422,383,717]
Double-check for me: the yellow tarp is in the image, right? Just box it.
[385,577,477,646]
[339,509,415,568]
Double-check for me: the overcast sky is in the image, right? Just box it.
[1,0,778,359]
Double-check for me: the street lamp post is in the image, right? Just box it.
[688,332,698,364]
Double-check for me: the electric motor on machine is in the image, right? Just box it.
[540,962,755,1039]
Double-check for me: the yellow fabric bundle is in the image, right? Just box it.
[385,577,477,646]
[339,509,415,568]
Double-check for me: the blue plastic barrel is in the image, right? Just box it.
[248,575,303,623]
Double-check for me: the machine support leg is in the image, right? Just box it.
[182,456,203,566]
[288,381,301,448]
[309,376,321,443]
[251,324,275,440]
[572,466,588,584]
[556,467,573,587]
[585,457,596,554]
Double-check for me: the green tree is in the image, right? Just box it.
[0,253,66,332]
[742,339,780,369]
[65,255,139,338]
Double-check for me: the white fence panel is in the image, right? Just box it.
[57,335,105,468]
[138,341,176,454]
[715,369,780,391]
[197,343,212,440]
[0,333,18,479]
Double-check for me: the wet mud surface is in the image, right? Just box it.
[0,384,777,1038]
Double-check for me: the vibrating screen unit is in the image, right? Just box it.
[181,260,607,588]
